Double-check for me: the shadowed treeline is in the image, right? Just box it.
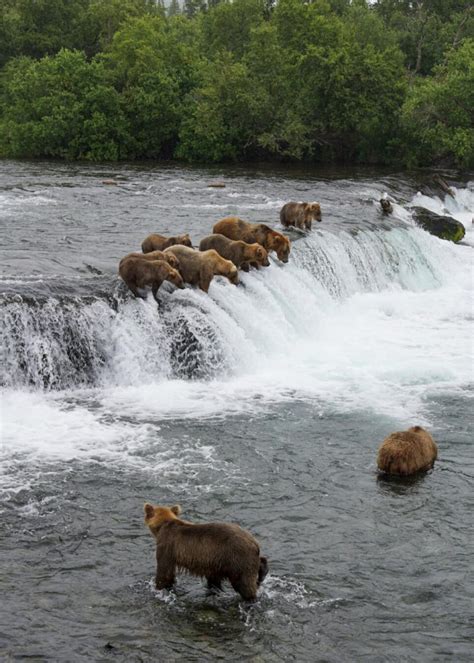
[0,0,472,167]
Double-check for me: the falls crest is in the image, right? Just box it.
[0,223,467,391]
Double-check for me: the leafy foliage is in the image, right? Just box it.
[0,0,472,166]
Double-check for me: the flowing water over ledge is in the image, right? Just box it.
[1,161,473,661]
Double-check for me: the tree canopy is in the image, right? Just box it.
[0,0,472,167]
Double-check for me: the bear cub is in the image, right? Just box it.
[144,503,268,600]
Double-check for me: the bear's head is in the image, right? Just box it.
[176,234,192,248]
[164,265,185,289]
[228,262,239,285]
[144,503,182,536]
[164,253,180,270]
[305,202,322,222]
[246,243,270,267]
[270,232,291,263]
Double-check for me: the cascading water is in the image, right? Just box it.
[0,223,464,391]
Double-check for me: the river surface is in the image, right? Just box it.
[1,161,473,662]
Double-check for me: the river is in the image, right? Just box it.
[1,161,473,661]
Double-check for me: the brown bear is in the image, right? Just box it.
[119,250,179,271]
[119,257,184,299]
[198,234,270,272]
[280,202,322,230]
[380,198,393,214]
[213,217,291,263]
[142,233,193,253]
[164,245,239,293]
[144,503,268,600]
[377,426,438,476]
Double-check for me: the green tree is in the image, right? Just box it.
[200,0,266,59]
[0,49,127,159]
[400,39,474,167]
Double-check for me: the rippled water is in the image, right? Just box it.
[1,161,473,661]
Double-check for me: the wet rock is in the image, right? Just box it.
[207,182,226,188]
[102,179,117,186]
[411,207,465,243]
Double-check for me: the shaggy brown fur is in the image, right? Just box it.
[280,202,322,230]
[142,233,193,253]
[164,245,239,293]
[144,503,268,600]
[119,250,179,271]
[198,234,270,272]
[213,217,291,263]
[119,257,184,299]
[377,426,438,476]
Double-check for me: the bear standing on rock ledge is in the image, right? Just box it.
[119,257,184,299]
[164,245,239,293]
[213,216,291,263]
[144,503,268,600]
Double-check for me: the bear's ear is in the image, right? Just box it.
[144,503,155,521]
[411,425,422,432]
[171,505,182,516]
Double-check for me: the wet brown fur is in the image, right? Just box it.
[144,503,268,600]
[164,245,239,293]
[142,233,193,253]
[198,234,270,272]
[118,257,184,299]
[119,250,179,271]
[280,202,322,230]
[213,217,291,263]
[377,426,438,476]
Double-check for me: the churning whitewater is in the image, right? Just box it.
[1,163,473,662]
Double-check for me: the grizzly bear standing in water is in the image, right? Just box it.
[198,234,270,271]
[213,217,291,263]
[377,426,438,476]
[119,257,184,299]
[144,503,268,600]
[280,202,322,230]
[164,245,239,293]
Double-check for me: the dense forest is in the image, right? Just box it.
[0,0,472,167]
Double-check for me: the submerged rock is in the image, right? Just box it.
[207,182,226,188]
[411,207,465,243]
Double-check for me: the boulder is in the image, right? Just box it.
[207,182,226,188]
[411,207,465,243]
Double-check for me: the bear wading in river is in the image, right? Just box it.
[199,233,270,272]
[377,426,438,476]
[213,217,291,263]
[164,245,239,293]
[119,250,180,270]
[280,202,322,230]
[142,233,193,253]
[119,257,184,299]
[144,503,268,600]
